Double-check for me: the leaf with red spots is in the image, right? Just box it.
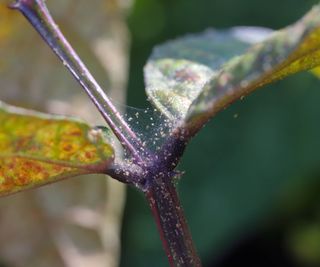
[0,101,114,197]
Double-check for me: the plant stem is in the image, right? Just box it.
[10,1,202,266]
[10,0,145,163]
[146,175,202,267]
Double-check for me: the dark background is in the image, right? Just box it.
[121,0,320,266]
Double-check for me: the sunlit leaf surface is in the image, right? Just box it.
[144,27,272,120]
[0,101,114,196]
[145,4,320,135]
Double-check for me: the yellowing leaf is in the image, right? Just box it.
[185,5,320,133]
[145,4,320,136]
[311,66,320,76]
[0,101,114,196]
[0,4,17,41]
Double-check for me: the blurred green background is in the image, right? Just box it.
[121,0,320,266]
[1,0,320,266]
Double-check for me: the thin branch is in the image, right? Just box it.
[9,2,202,266]
[10,0,145,163]
[106,161,147,188]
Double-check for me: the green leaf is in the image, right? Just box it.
[145,4,320,135]
[0,101,114,197]
[144,27,272,120]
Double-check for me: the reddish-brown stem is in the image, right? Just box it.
[146,176,202,267]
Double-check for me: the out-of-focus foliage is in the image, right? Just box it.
[2,1,320,267]
[123,0,320,267]
[0,101,114,196]
[0,1,131,267]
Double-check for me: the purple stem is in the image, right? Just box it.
[146,175,202,267]
[10,1,202,266]
[10,0,145,163]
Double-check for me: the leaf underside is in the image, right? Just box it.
[144,27,273,121]
[144,4,320,135]
[0,101,114,196]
